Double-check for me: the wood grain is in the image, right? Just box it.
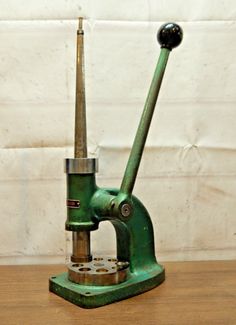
[0,261,235,325]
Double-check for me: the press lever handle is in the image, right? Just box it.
[120,23,183,196]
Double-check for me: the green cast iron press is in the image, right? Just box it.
[49,18,183,308]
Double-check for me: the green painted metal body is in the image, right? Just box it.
[120,48,170,195]
[67,183,161,271]
[66,174,98,231]
[49,263,164,308]
[50,183,165,308]
[50,47,172,307]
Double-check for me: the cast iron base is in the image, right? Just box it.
[49,264,165,308]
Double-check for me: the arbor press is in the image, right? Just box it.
[49,18,183,308]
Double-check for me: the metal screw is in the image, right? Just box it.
[120,203,132,217]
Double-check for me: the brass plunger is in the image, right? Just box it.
[71,17,92,263]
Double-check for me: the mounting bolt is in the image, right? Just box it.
[120,203,132,217]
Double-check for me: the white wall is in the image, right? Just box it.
[0,1,236,264]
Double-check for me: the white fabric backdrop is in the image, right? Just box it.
[0,1,236,264]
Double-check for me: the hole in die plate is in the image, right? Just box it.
[93,257,103,261]
[96,268,109,273]
[72,263,84,267]
[79,267,91,272]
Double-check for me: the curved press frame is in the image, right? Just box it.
[50,183,165,308]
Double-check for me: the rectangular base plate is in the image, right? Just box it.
[49,264,165,308]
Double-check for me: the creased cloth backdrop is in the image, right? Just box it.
[0,0,236,264]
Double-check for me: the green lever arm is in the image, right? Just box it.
[120,23,183,196]
[120,48,170,195]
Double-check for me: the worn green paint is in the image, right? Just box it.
[65,174,98,231]
[49,263,164,309]
[120,48,170,196]
[50,47,171,308]
[50,187,165,308]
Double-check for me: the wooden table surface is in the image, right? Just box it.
[0,260,235,325]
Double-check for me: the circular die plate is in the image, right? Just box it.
[68,256,129,286]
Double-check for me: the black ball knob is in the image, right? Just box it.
[157,23,183,50]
